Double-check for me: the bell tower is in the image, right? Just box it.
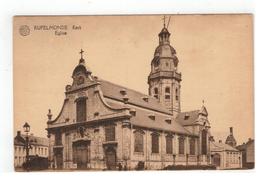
[148,20,181,117]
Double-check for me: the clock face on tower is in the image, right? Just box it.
[76,76,85,85]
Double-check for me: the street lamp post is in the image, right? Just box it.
[23,122,31,171]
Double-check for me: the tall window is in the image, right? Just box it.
[189,138,196,155]
[175,88,179,101]
[201,130,207,155]
[165,87,171,100]
[178,136,185,155]
[166,135,173,154]
[151,133,159,153]
[55,130,62,145]
[65,133,71,161]
[76,98,86,122]
[134,130,144,152]
[105,125,115,141]
[154,88,158,99]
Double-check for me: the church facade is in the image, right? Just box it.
[46,24,213,170]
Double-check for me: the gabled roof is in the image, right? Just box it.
[176,110,200,126]
[14,136,26,146]
[236,139,254,150]
[98,79,172,115]
[211,142,240,152]
[199,106,208,116]
[14,134,49,147]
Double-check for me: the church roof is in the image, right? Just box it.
[99,79,172,115]
[211,142,240,152]
[104,98,192,135]
[98,79,193,135]
[130,108,192,135]
[176,110,200,126]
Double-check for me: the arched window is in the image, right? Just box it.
[151,133,159,153]
[178,136,185,155]
[165,87,170,100]
[166,135,173,154]
[154,88,158,99]
[212,153,221,167]
[189,138,196,155]
[134,130,144,152]
[201,130,207,155]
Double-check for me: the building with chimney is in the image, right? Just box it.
[210,127,242,169]
[46,22,213,170]
[14,131,49,168]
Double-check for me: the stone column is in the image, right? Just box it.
[122,119,131,169]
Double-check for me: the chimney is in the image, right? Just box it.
[142,96,149,102]
[17,131,21,137]
[230,127,233,135]
[219,140,222,143]
[209,136,215,142]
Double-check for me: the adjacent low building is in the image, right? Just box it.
[211,140,242,169]
[210,128,242,170]
[236,138,254,169]
[14,131,49,168]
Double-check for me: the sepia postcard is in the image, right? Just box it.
[13,14,254,171]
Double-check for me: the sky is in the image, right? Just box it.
[13,15,253,145]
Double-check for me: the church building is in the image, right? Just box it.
[46,23,213,170]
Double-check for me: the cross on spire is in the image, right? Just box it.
[80,49,84,59]
[202,99,205,105]
[162,15,167,28]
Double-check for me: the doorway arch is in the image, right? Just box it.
[105,147,117,170]
[212,153,221,167]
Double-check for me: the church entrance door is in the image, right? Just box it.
[105,147,117,170]
[73,140,90,169]
[54,148,63,169]
[212,153,221,167]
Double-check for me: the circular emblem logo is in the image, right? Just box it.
[19,25,30,36]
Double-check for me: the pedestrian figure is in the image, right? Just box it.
[118,163,122,171]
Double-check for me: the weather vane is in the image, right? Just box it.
[162,15,172,29]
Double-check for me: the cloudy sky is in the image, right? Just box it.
[13,15,253,145]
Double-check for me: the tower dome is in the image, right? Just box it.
[154,44,176,58]
[153,26,179,67]
[148,19,182,117]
